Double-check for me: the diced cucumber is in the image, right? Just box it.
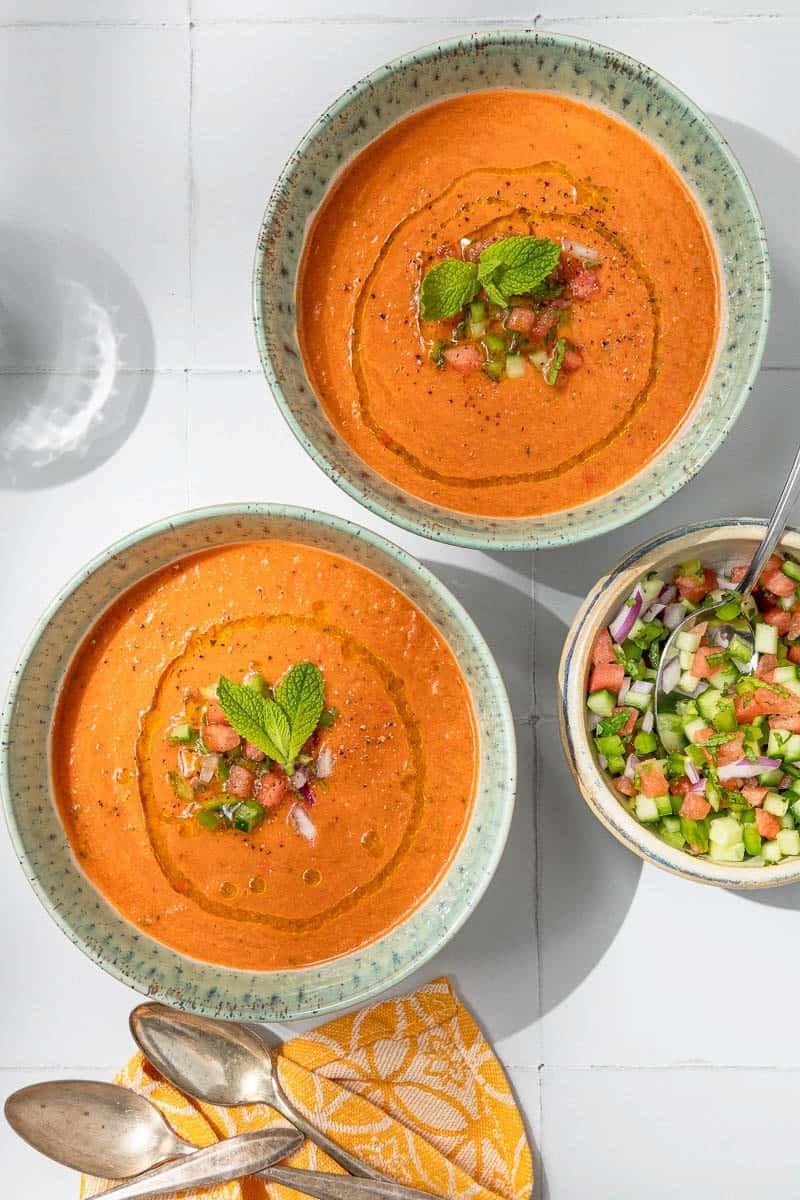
[642,575,666,602]
[772,665,799,684]
[662,815,681,834]
[763,792,789,818]
[169,723,196,744]
[791,798,800,821]
[656,712,686,753]
[762,839,782,863]
[678,649,696,671]
[758,767,784,786]
[660,828,686,850]
[709,841,745,863]
[625,688,653,713]
[675,558,702,579]
[680,816,710,852]
[596,734,626,757]
[780,558,800,583]
[767,730,800,762]
[783,680,800,697]
[713,699,738,734]
[655,794,673,817]
[754,624,778,656]
[716,599,741,621]
[706,780,724,812]
[628,617,646,642]
[678,670,700,695]
[708,664,740,690]
[729,631,756,661]
[684,717,710,744]
[740,807,756,825]
[468,320,488,338]
[709,815,743,848]
[780,813,796,830]
[743,825,763,857]
[635,794,660,822]
[676,630,701,653]
[634,731,658,755]
[587,689,616,717]
[778,828,800,856]
[697,688,724,722]
[606,754,627,776]
[470,300,487,323]
[505,354,525,379]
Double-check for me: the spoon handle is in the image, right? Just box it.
[737,442,800,597]
[94,1129,301,1200]
[264,1166,439,1200]
[269,1091,395,1182]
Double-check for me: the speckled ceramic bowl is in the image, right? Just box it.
[253,30,770,550]
[0,505,515,1018]
[560,520,800,889]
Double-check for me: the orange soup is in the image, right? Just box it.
[51,541,477,970]
[297,90,720,517]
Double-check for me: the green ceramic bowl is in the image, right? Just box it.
[253,30,770,550]
[0,505,516,1018]
[560,520,800,889]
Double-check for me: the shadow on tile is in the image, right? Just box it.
[0,225,155,489]
[711,114,800,369]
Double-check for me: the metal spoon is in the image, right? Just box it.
[5,1080,438,1200]
[656,443,800,734]
[130,1002,393,1182]
[3,1089,300,1200]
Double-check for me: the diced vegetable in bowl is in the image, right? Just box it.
[586,550,800,867]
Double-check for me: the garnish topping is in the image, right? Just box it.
[165,664,337,837]
[419,234,600,385]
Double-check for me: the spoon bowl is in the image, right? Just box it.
[5,1080,194,1178]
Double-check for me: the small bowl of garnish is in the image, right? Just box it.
[559,520,800,887]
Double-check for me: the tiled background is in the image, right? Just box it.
[1,4,799,1197]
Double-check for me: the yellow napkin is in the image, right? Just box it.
[80,977,533,1200]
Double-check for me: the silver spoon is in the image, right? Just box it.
[6,1079,439,1200]
[656,443,800,732]
[3,1091,300,1200]
[130,1003,393,1183]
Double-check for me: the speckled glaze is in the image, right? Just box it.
[0,505,516,1018]
[253,30,770,551]
[560,520,800,889]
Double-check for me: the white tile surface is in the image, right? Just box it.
[2,9,800,1198]
[541,1067,800,1200]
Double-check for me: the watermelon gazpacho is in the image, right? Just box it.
[587,551,800,866]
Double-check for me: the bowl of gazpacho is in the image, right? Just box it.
[559,520,800,889]
[254,31,769,550]
[0,505,515,1017]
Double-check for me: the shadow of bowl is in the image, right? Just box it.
[0,225,155,489]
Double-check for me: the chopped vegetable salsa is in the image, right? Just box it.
[422,235,598,386]
[166,664,337,841]
[587,552,800,865]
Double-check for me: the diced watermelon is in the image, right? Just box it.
[755,653,778,681]
[717,734,745,766]
[735,689,800,721]
[789,646,800,665]
[755,808,781,839]
[743,786,768,807]
[444,344,484,373]
[768,715,800,732]
[691,644,720,679]
[762,607,792,634]
[588,663,625,693]
[638,760,668,797]
[762,568,796,598]
[613,706,638,736]
[591,628,616,666]
[614,776,636,797]
[680,791,711,820]
[675,567,717,603]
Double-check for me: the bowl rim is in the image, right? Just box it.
[252,27,771,551]
[0,501,517,1016]
[558,517,800,889]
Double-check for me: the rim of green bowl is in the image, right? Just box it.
[252,28,771,552]
[0,502,516,1016]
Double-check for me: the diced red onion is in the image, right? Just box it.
[316,747,334,778]
[658,584,678,604]
[290,768,308,790]
[623,753,639,780]
[780,775,793,791]
[693,681,710,697]
[686,760,701,785]
[560,236,599,260]
[300,780,316,807]
[780,595,794,610]
[609,586,644,644]
[178,747,195,779]
[661,656,681,694]
[689,777,707,794]
[630,680,654,694]
[642,603,665,622]
[641,709,654,733]
[199,754,219,784]
[288,802,316,843]
[662,603,686,631]
[598,754,608,770]
[718,756,781,782]
[587,712,602,731]
[618,676,632,703]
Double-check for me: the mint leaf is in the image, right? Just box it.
[261,699,292,767]
[217,676,285,763]
[275,661,325,761]
[420,259,479,321]
[546,337,567,386]
[477,237,561,306]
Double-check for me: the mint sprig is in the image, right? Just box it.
[420,259,479,321]
[420,236,562,321]
[217,662,327,773]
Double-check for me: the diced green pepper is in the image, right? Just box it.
[197,807,225,831]
[169,723,196,745]
[232,799,266,833]
[168,771,194,802]
[634,731,658,755]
